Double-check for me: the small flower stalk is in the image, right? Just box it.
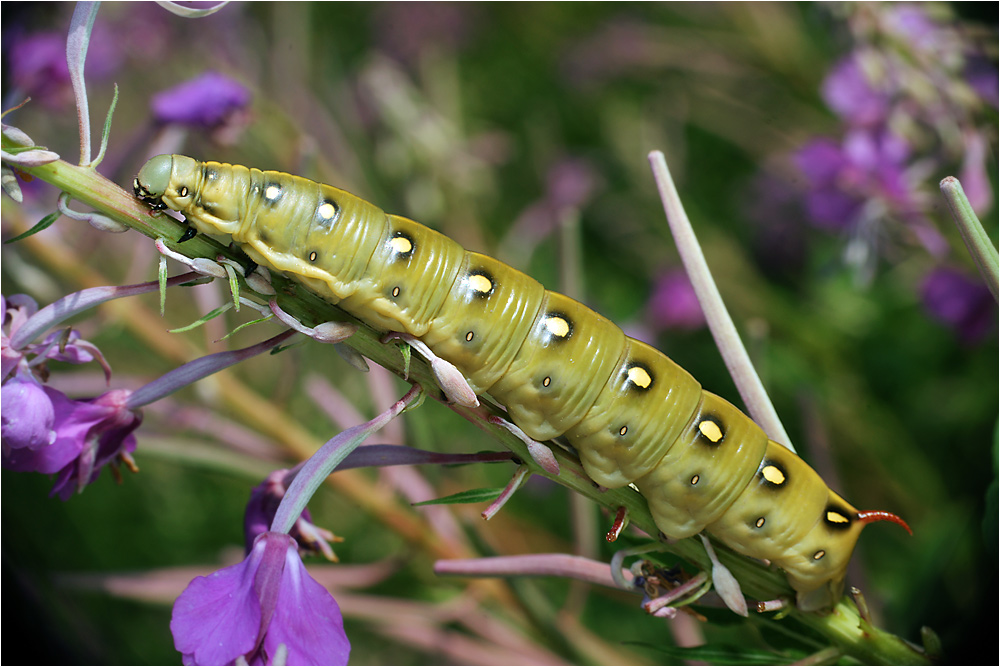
[245,469,343,562]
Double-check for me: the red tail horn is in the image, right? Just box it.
[857,510,912,536]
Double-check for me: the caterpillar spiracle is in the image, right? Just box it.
[134,154,909,612]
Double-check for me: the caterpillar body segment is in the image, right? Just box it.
[135,154,908,612]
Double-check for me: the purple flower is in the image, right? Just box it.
[646,269,705,331]
[245,470,340,561]
[1,373,56,450]
[2,293,110,382]
[151,71,252,127]
[794,129,917,231]
[7,28,120,109]
[880,4,957,61]
[2,387,141,499]
[172,531,350,666]
[920,267,996,344]
[821,54,891,127]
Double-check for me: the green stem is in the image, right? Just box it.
[940,176,999,301]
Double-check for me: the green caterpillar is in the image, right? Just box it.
[134,154,908,612]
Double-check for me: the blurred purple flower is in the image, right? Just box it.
[821,54,891,127]
[794,129,917,231]
[920,267,996,344]
[507,157,602,244]
[880,3,958,62]
[245,470,340,561]
[172,531,350,666]
[373,2,475,62]
[964,56,999,108]
[560,20,657,88]
[2,387,140,500]
[546,157,601,212]
[8,28,120,109]
[959,131,993,214]
[151,71,252,127]
[646,269,705,331]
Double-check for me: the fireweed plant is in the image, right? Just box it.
[2,3,996,665]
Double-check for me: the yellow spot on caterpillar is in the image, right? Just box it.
[755,517,766,528]
[468,273,493,294]
[813,550,826,561]
[619,425,628,436]
[389,235,413,254]
[761,465,785,485]
[826,510,850,525]
[542,376,551,387]
[308,251,318,262]
[318,202,337,219]
[627,366,652,388]
[465,331,474,342]
[690,474,700,485]
[391,286,400,298]
[543,316,570,338]
[698,419,724,443]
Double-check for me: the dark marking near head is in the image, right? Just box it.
[178,226,198,243]
[308,251,318,262]
[812,549,826,561]
[758,459,787,489]
[177,185,189,198]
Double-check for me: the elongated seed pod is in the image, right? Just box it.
[134,154,908,611]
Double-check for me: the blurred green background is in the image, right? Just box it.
[2,2,996,664]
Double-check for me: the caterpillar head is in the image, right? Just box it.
[135,155,243,236]
[133,154,174,210]
[135,154,201,217]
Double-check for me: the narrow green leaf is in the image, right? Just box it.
[167,303,233,333]
[91,83,119,169]
[4,211,59,243]
[412,487,503,506]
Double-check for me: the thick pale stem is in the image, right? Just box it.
[647,150,792,450]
